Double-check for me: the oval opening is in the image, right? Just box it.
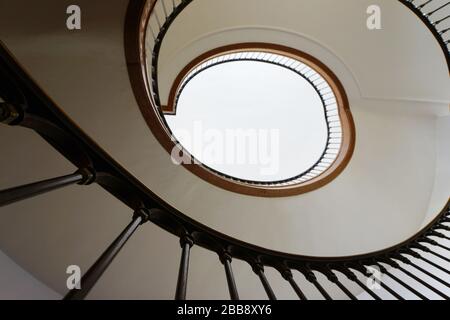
[164,51,342,184]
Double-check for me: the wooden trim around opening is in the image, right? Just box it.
[124,1,356,197]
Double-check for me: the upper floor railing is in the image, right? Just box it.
[0,0,449,300]
[144,0,450,108]
[404,0,450,70]
[137,0,449,194]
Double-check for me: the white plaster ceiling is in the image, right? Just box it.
[156,0,450,110]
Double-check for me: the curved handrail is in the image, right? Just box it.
[401,0,450,72]
[0,0,448,300]
[138,0,449,196]
[166,50,342,186]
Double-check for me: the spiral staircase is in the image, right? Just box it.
[0,0,449,300]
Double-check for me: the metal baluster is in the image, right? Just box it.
[64,208,150,300]
[392,256,449,299]
[303,268,332,300]
[428,250,450,263]
[282,269,307,300]
[417,0,433,10]
[340,268,381,300]
[175,235,194,300]
[377,263,428,300]
[403,250,450,287]
[360,264,404,300]
[161,0,168,18]
[220,252,239,300]
[323,268,357,300]
[425,2,450,18]
[413,242,450,262]
[420,238,450,253]
[430,230,450,241]
[0,168,94,207]
[419,256,450,275]
[252,264,277,300]
[407,260,450,288]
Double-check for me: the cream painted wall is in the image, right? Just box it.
[424,116,450,226]
[0,250,60,299]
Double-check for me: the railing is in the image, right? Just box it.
[145,0,450,109]
[404,0,450,70]
[142,0,450,191]
[0,0,449,300]
[166,50,343,187]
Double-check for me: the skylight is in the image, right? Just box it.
[163,51,343,185]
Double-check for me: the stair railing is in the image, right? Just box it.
[1,0,449,300]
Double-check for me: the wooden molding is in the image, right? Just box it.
[124,2,356,197]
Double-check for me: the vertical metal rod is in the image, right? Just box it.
[383,269,428,300]
[428,250,450,263]
[354,278,381,300]
[302,269,333,300]
[288,277,308,300]
[378,281,405,300]
[419,256,450,275]
[310,278,332,300]
[419,238,450,252]
[323,269,357,300]
[430,231,450,241]
[396,265,449,299]
[283,270,307,300]
[408,261,450,288]
[0,170,90,207]
[253,265,277,300]
[334,279,357,300]
[161,0,168,18]
[221,253,239,300]
[356,266,403,300]
[435,243,450,252]
[64,209,149,300]
[341,268,381,300]
[175,236,193,300]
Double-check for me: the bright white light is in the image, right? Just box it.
[166,56,332,182]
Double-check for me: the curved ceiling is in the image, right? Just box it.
[0,0,448,299]
[156,0,450,108]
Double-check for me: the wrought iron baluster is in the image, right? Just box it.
[0,168,94,207]
[252,264,277,300]
[175,235,194,300]
[220,252,239,300]
[64,208,150,300]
